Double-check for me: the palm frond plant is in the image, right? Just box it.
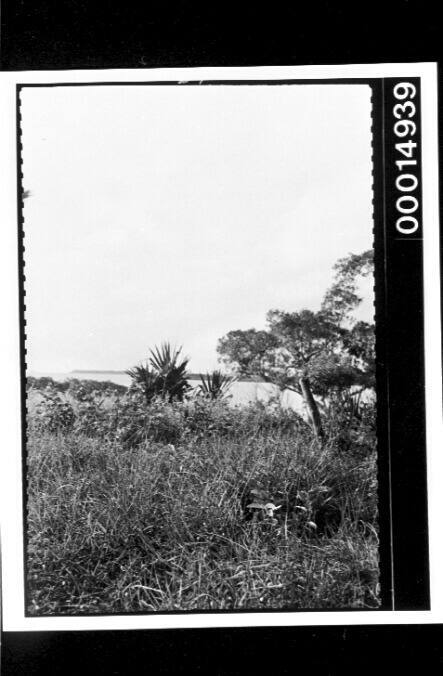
[198,370,236,400]
[126,342,191,404]
[125,364,160,404]
[149,343,191,402]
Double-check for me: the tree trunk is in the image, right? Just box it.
[299,377,324,439]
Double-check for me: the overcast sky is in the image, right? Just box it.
[21,83,373,374]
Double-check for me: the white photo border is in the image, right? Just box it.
[0,62,440,631]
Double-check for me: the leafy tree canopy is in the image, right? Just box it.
[218,251,375,397]
[321,249,374,323]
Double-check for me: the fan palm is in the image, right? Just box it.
[198,370,236,400]
[126,343,190,403]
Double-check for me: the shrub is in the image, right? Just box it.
[67,378,127,396]
[70,385,111,437]
[320,391,376,456]
[28,377,376,464]
[32,385,76,433]
[27,376,127,396]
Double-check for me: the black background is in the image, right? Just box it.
[0,1,441,71]
[1,1,442,673]
[380,78,429,610]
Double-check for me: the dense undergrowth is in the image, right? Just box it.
[26,381,380,614]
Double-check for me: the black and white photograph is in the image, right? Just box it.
[0,63,441,632]
[21,81,377,615]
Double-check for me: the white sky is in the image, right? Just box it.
[21,83,374,373]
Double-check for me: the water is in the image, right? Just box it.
[29,370,306,412]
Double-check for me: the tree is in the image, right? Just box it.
[321,249,375,389]
[321,250,374,323]
[217,251,375,437]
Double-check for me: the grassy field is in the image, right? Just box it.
[26,384,380,614]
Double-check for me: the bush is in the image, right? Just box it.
[320,392,376,457]
[32,385,76,433]
[27,376,127,396]
[67,378,127,396]
[30,382,123,438]
[28,378,376,462]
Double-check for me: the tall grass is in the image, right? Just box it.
[26,393,379,614]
